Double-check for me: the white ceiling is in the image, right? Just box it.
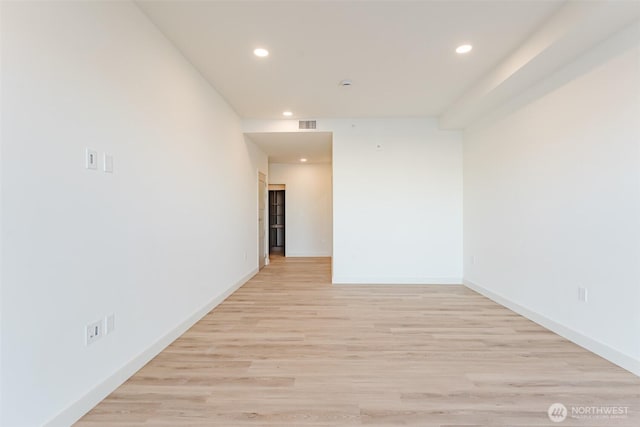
[137,0,563,119]
[246,132,332,164]
[137,0,639,162]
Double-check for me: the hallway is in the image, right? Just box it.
[78,257,639,426]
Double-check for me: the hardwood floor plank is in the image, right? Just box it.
[76,257,640,426]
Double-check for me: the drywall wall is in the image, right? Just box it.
[0,27,3,416]
[242,118,463,284]
[268,163,333,257]
[246,135,270,266]
[242,119,463,284]
[0,2,267,425]
[464,44,640,375]
[330,119,463,284]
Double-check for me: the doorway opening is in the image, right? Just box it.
[244,130,333,272]
[269,187,285,256]
[258,172,267,270]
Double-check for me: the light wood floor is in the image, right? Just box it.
[77,257,640,426]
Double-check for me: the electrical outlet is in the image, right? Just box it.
[578,287,588,302]
[86,319,103,345]
[105,313,115,334]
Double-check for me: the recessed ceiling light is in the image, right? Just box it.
[339,79,353,87]
[253,48,269,57]
[300,158,308,163]
[456,44,473,54]
[283,111,293,117]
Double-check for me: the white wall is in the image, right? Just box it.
[242,118,464,284]
[330,118,463,284]
[268,163,333,257]
[464,45,640,375]
[0,2,267,426]
[246,136,270,265]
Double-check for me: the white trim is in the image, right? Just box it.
[333,276,462,285]
[285,252,332,257]
[44,268,258,427]
[258,169,267,271]
[464,279,640,377]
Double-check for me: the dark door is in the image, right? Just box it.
[269,190,285,255]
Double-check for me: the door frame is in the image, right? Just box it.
[268,184,286,257]
[258,171,267,269]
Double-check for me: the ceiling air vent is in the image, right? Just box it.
[299,120,317,130]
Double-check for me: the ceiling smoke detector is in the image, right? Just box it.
[339,79,353,87]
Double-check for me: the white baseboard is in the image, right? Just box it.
[333,276,462,285]
[464,279,640,377]
[45,268,258,427]
[285,252,332,257]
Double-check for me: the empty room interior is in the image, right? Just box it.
[2,0,640,426]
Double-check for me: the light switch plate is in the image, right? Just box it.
[105,313,115,334]
[104,153,114,173]
[86,149,98,170]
